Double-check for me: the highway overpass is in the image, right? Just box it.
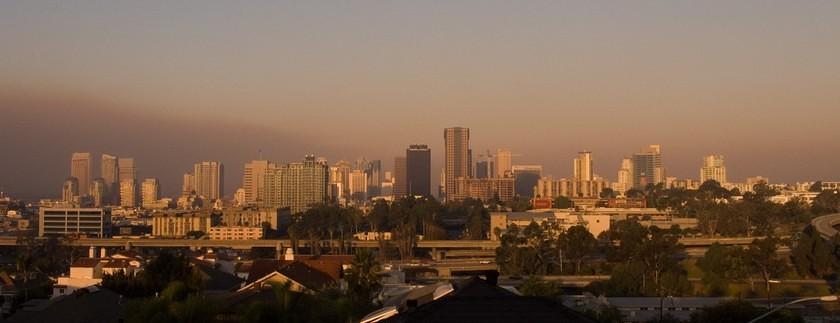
[0,236,758,250]
[811,213,840,240]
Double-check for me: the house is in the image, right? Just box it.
[189,259,245,294]
[363,274,597,323]
[7,287,125,323]
[238,261,336,294]
[0,271,18,316]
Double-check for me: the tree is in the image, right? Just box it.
[746,236,787,298]
[552,196,572,209]
[809,181,823,192]
[518,277,563,299]
[812,190,840,215]
[345,248,380,304]
[791,225,837,278]
[559,225,597,274]
[599,188,616,199]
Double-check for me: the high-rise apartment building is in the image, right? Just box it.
[444,127,470,201]
[119,179,137,207]
[101,154,119,204]
[182,173,195,196]
[573,151,593,181]
[495,149,512,178]
[193,161,224,200]
[393,156,407,198]
[62,177,79,203]
[700,155,727,184]
[451,178,515,202]
[349,169,368,201]
[71,152,92,196]
[632,145,665,189]
[141,178,160,207]
[406,144,431,197]
[263,155,329,214]
[118,158,137,182]
[243,160,275,205]
[611,157,633,195]
[329,160,352,200]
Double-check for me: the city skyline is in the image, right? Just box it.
[2,1,840,198]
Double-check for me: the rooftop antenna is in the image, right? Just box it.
[258,149,263,160]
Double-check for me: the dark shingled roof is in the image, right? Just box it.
[190,259,244,292]
[70,258,100,268]
[382,277,597,323]
[276,261,335,291]
[6,287,125,323]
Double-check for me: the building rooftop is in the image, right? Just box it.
[379,276,596,323]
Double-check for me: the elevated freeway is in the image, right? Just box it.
[811,213,840,240]
[0,236,757,250]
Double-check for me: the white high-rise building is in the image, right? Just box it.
[495,148,512,178]
[141,178,160,207]
[632,145,665,189]
[348,169,368,201]
[700,155,727,185]
[62,177,79,203]
[573,151,593,181]
[91,178,106,207]
[243,160,275,205]
[612,157,633,195]
[71,152,92,196]
[193,161,224,200]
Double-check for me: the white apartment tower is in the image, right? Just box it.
[700,155,727,184]
[193,161,224,200]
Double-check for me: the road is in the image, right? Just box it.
[0,235,762,250]
[811,213,840,240]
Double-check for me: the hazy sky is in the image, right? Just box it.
[1,1,839,198]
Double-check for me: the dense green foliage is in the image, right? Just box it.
[102,252,203,298]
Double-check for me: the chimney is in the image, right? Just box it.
[485,270,499,286]
[89,246,95,258]
[284,248,294,261]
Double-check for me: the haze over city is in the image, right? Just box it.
[2,1,840,198]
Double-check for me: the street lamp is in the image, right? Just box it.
[747,295,839,323]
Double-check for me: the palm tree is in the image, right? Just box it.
[345,248,380,303]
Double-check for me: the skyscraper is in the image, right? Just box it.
[632,145,665,189]
[118,157,137,182]
[120,179,137,207]
[101,154,119,204]
[243,160,275,205]
[512,165,542,197]
[193,161,224,200]
[62,177,79,203]
[141,178,160,207]
[329,160,352,200]
[406,144,431,197]
[495,149,512,178]
[365,160,383,197]
[91,178,106,207]
[182,173,195,196]
[444,127,470,201]
[70,152,92,196]
[700,155,727,184]
[573,151,593,181]
[349,169,368,201]
[393,156,407,198]
[612,157,633,195]
[263,155,329,213]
